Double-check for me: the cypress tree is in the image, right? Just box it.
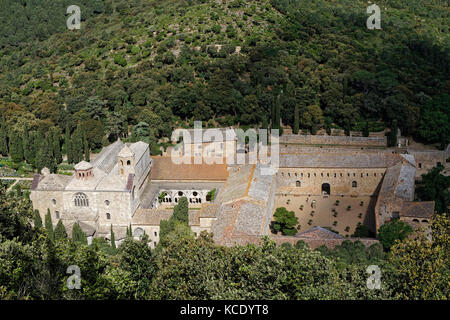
[33,210,42,228]
[126,224,133,238]
[293,105,299,134]
[65,126,73,164]
[261,116,268,130]
[52,128,62,165]
[0,117,8,156]
[22,130,32,164]
[72,223,80,243]
[173,196,189,224]
[83,132,90,162]
[72,223,87,244]
[45,209,54,241]
[8,131,23,163]
[72,127,83,163]
[273,94,281,131]
[110,224,116,250]
[54,220,68,240]
[36,135,55,173]
[363,121,370,137]
[388,120,398,147]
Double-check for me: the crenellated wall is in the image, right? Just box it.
[279,134,387,147]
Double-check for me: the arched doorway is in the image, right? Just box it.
[321,183,330,196]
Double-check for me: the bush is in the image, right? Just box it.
[378,220,413,251]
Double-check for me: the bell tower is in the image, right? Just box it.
[118,145,135,176]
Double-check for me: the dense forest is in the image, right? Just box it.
[0,186,448,300]
[0,0,449,171]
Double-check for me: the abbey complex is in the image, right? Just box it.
[30,131,448,249]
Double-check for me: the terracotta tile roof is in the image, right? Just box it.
[150,157,228,181]
[296,226,344,240]
[401,201,435,218]
[132,208,202,226]
[126,173,134,191]
[132,208,172,225]
[31,174,40,191]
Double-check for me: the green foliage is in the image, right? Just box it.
[417,164,450,214]
[158,191,167,203]
[117,235,155,299]
[72,223,87,245]
[33,211,42,229]
[173,196,189,224]
[352,224,374,238]
[110,224,116,250]
[54,220,67,240]
[271,207,299,236]
[378,219,413,251]
[206,188,216,201]
[0,189,447,300]
[0,0,446,151]
[388,214,449,299]
[418,94,450,149]
[44,209,54,241]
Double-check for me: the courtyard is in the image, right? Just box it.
[274,194,377,237]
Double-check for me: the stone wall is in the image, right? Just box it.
[270,235,379,249]
[276,168,386,196]
[407,149,447,179]
[280,145,389,154]
[30,190,65,225]
[279,134,387,147]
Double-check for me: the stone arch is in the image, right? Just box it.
[321,183,330,196]
[134,227,145,238]
[74,192,89,207]
[296,180,301,187]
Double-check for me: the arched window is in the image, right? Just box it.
[52,199,56,206]
[134,227,145,238]
[296,181,301,187]
[106,212,111,220]
[352,181,357,188]
[127,160,131,166]
[74,193,89,207]
[55,211,60,219]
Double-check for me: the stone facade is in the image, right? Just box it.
[29,130,440,248]
[30,140,153,245]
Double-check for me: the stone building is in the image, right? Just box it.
[31,139,152,245]
[30,132,439,248]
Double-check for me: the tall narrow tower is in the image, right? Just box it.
[117,145,135,176]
